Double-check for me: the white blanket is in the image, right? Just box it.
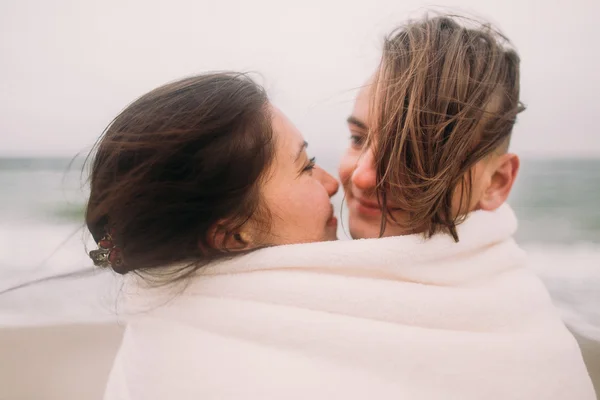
[105,205,596,399]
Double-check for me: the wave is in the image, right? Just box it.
[525,244,600,341]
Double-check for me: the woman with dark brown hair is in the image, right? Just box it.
[90,72,348,399]
[87,72,339,275]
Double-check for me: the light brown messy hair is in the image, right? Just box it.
[371,15,525,241]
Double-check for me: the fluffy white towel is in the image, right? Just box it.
[105,205,596,399]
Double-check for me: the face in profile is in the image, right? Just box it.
[253,106,339,245]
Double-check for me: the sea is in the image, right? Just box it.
[0,157,599,340]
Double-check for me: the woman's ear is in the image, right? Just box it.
[205,223,253,252]
[478,153,519,211]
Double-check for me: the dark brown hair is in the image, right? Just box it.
[371,15,525,241]
[85,72,275,276]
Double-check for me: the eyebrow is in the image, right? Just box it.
[346,115,368,130]
[295,141,308,161]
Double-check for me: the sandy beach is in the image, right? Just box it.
[0,323,124,400]
[575,332,600,398]
[0,323,598,399]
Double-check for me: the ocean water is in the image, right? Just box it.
[0,157,599,339]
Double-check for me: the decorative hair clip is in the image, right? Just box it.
[89,226,123,268]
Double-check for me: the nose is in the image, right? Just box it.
[351,148,377,191]
[315,167,340,198]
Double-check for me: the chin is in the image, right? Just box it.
[349,210,415,239]
[348,218,382,240]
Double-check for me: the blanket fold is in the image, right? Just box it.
[105,205,596,400]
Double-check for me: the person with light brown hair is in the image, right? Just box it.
[337,15,597,399]
[341,16,523,240]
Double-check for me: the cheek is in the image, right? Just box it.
[273,180,330,222]
[338,150,357,187]
[302,181,331,219]
[270,181,332,241]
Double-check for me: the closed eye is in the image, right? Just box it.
[349,133,366,149]
[303,157,316,173]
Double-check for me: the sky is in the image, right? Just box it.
[1,0,599,159]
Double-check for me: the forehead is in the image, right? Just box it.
[351,81,373,125]
[270,106,304,153]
